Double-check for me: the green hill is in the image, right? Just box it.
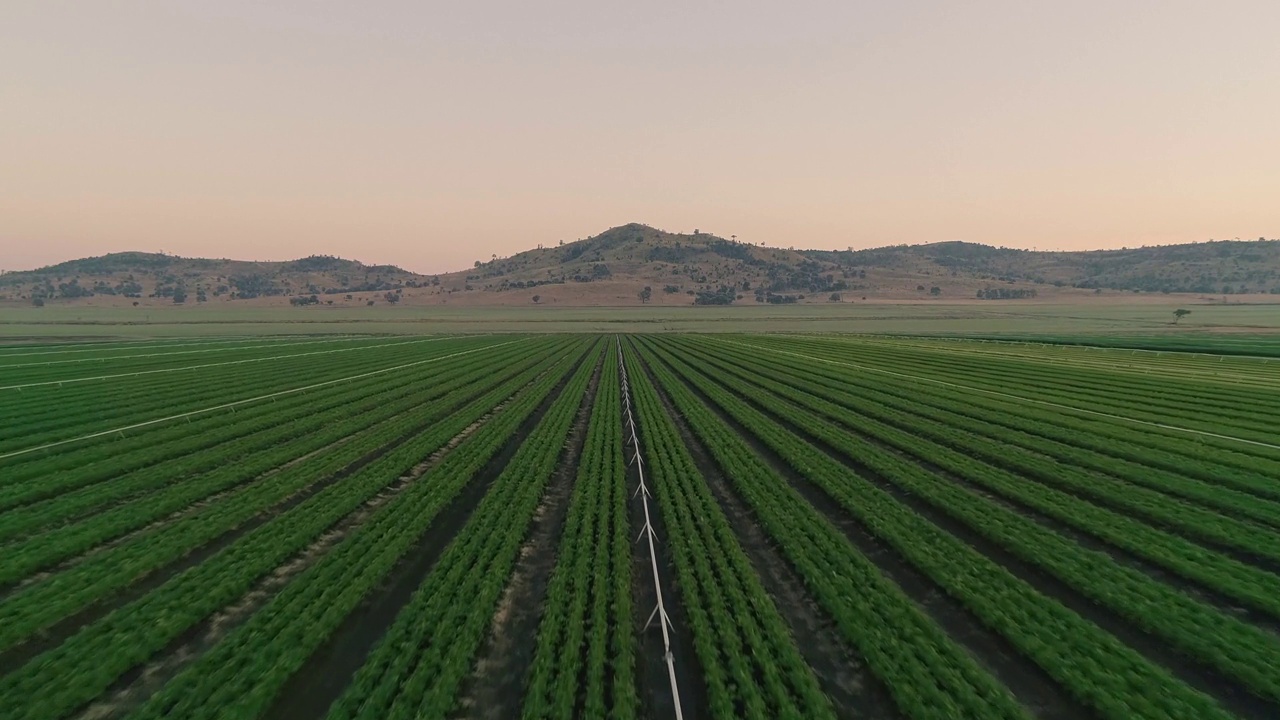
[3,226,1277,306]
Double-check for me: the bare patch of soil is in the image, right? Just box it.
[622,343,708,720]
[0,378,511,679]
[706,368,1277,720]
[10,437,355,597]
[262,352,589,720]
[457,353,603,719]
[634,348,899,719]
[660,352,1094,720]
[67,391,519,719]
[887,443,1280,634]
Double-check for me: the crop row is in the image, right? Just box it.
[858,336,1280,393]
[746,335,1280,448]
[0,334,331,360]
[324,341,603,720]
[0,339,523,510]
[122,339,600,720]
[0,335,485,451]
[675,337,1280,611]
[744,344,1280,517]
[0,338,572,658]
[0,336,300,361]
[0,338,538,543]
[0,334,437,424]
[952,333,1280,358]
[737,335,1280,471]
[0,340,587,720]
[0,339,555,594]
[523,342,638,719]
[643,338,1236,719]
[766,337,1280,487]
[0,336,374,375]
[676,341,1280,688]
[0,334,365,380]
[838,335,1280,423]
[0,363,407,507]
[632,338,1030,720]
[624,341,834,719]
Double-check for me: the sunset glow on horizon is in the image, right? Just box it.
[3,1,1278,274]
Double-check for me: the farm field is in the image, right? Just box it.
[1,332,1279,719]
[3,300,1280,340]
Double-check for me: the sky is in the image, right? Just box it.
[2,1,1278,275]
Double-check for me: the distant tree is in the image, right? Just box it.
[829,293,842,302]
[916,284,925,292]
[532,294,541,303]
[383,292,400,304]
[366,300,375,306]
[31,297,44,307]
[1173,308,1192,323]
[132,301,139,307]
[172,288,187,303]
[929,286,941,296]
[639,286,652,304]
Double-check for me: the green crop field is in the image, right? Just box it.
[1,332,1278,719]
[3,300,1280,339]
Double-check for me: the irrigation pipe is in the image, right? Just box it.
[0,336,456,390]
[728,340,1280,452]
[0,335,310,359]
[0,337,526,460]
[616,336,684,720]
[0,335,375,368]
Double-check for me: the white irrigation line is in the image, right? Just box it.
[0,336,377,368]
[0,336,453,390]
[728,339,1280,452]
[823,335,1276,385]
[0,335,304,358]
[0,337,527,461]
[829,333,1280,363]
[616,336,684,720]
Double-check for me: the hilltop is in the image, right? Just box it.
[2,225,1278,307]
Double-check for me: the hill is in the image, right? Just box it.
[438,223,847,306]
[2,226,1278,307]
[805,238,1280,295]
[443,224,1280,305]
[0,252,430,307]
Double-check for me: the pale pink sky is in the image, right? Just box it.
[2,1,1277,274]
